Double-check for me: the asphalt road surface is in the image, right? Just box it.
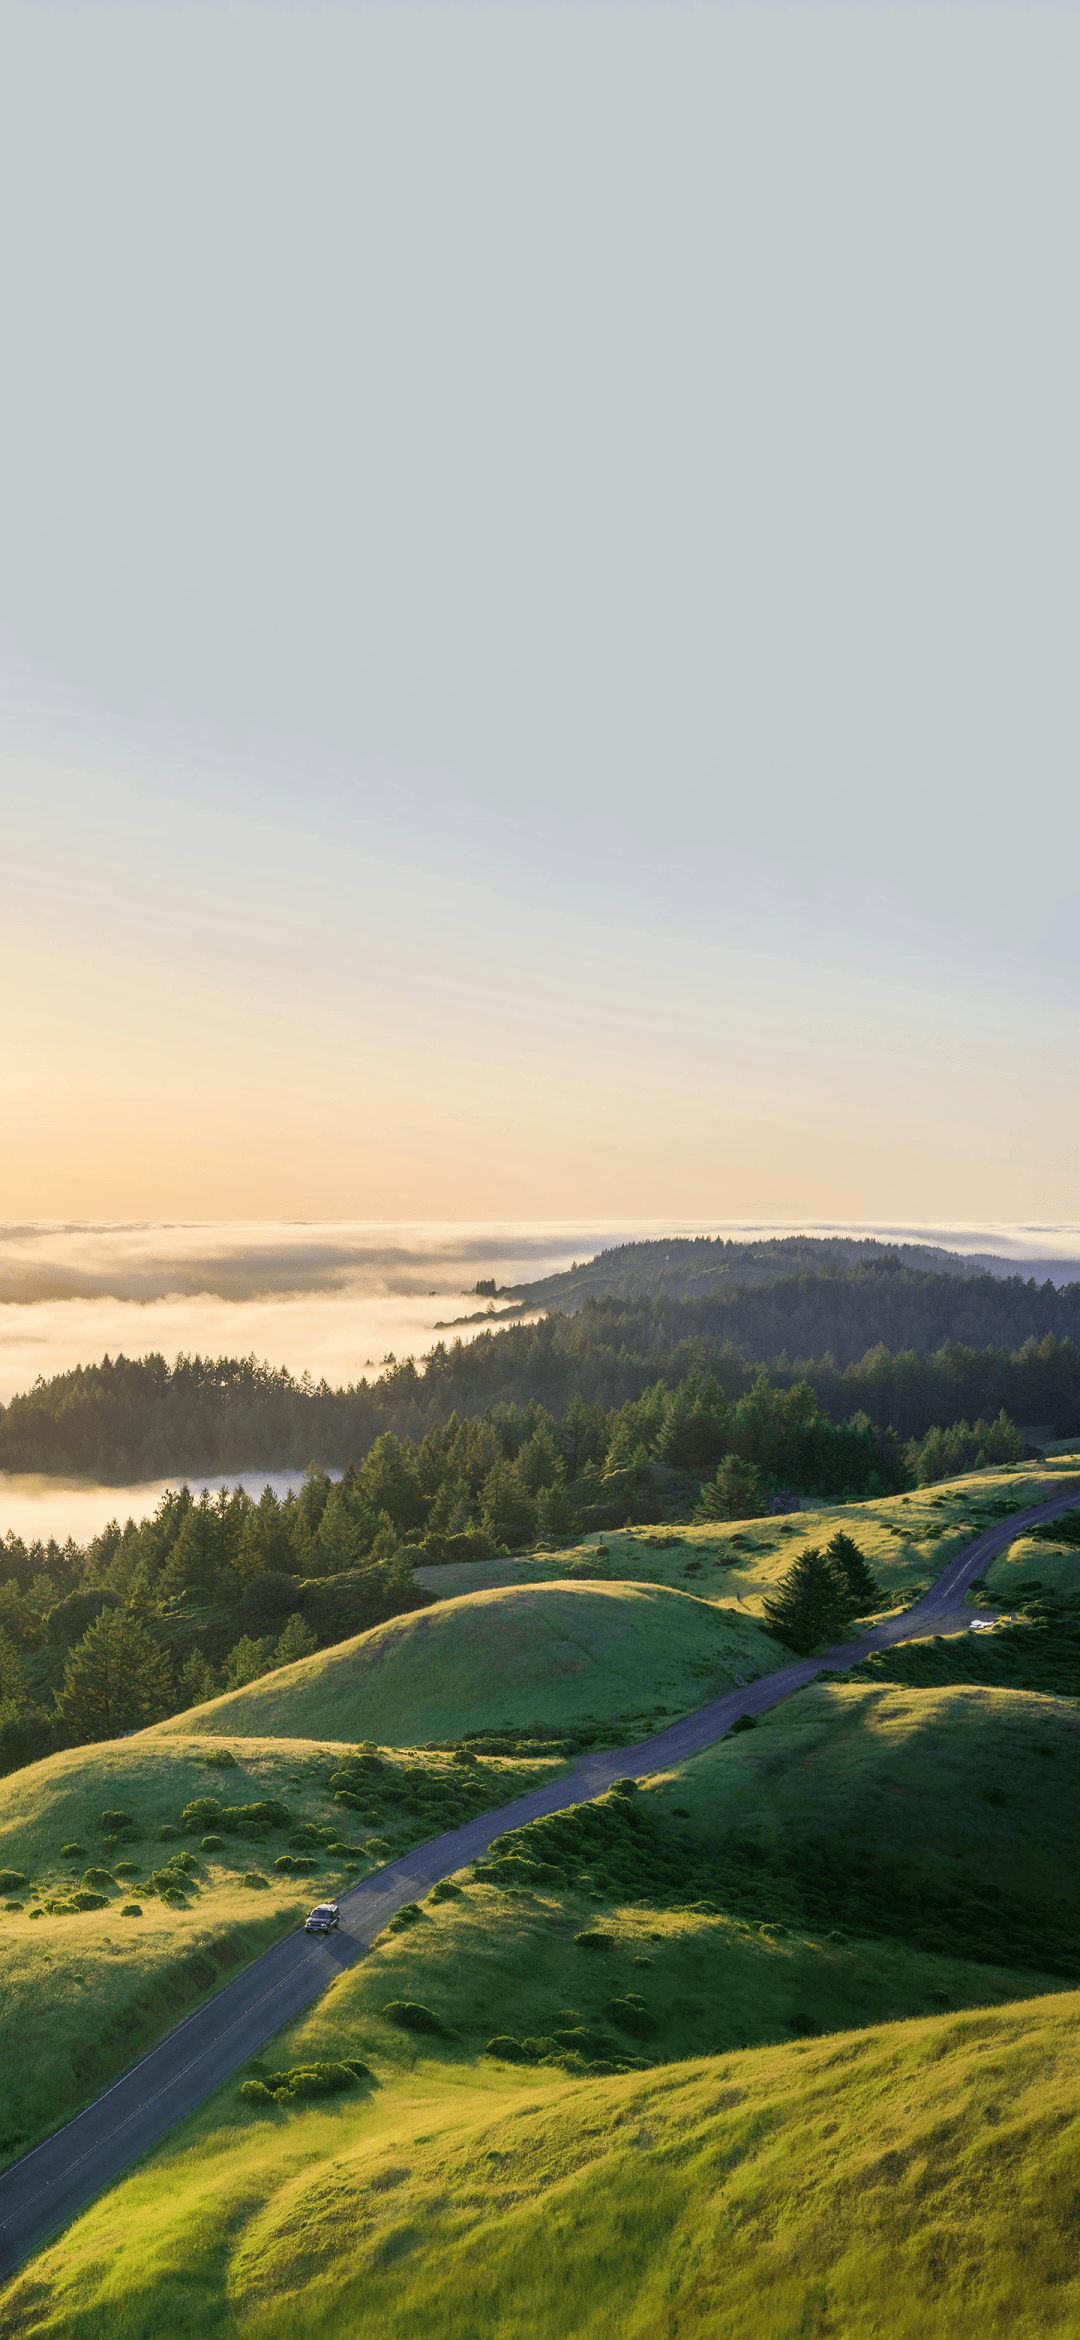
[1,1481,1077,2280]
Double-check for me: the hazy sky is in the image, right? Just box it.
[2,1,1077,1223]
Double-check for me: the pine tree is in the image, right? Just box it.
[480,1462,538,1552]
[695,1456,765,1522]
[825,1531,883,1616]
[537,1480,581,1543]
[178,1649,220,1707]
[222,1634,274,1691]
[55,1609,174,1740]
[274,1613,318,1668]
[761,1546,852,1654]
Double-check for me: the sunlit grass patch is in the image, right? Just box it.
[150,1580,784,1747]
[7,1987,1080,2339]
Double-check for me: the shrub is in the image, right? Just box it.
[729,1715,757,1736]
[342,2059,371,2079]
[333,1791,362,1810]
[240,2079,275,2106]
[4,1901,24,1912]
[161,1887,187,1907]
[182,1798,222,1831]
[59,1843,84,1859]
[386,1902,424,1934]
[274,1854,299,1873]
[158,1824,181,1841]
[201,1834,225,1852]
[574,1930,612,1950]
[204,1749,238,1767]
[606,1994,658,2039]
[120,1903,143,1917]
[382,2001,449,2035]
[427,1880,462,1903]
[113,1860,139,1877]
[28,1907,45,1920]
[242,1873,270,1891]
[0,1870,27,1892]
[484,2036,533,2062]
[99,1810,135,1833]
[71,1891,108,1911]
[218,1801,292,1836]
[277,2064,356,2099]
[609,1779,639,1800]
[82,1869,115,1892]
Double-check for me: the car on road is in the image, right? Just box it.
[304,1902,340,1933]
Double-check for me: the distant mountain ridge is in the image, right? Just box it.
[506,1234,1080,1311]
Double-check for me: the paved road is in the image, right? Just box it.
[1,1482,1076,2281]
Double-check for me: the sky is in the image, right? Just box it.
[1,0,1077,1225]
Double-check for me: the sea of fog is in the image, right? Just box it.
[2,1218,1079,1546]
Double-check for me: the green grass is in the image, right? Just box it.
[152,1581,784,1747]
[4,1947,1080,2338]
[415,1460,1071,1621]
[0,1732,557,2168]
[986,1532,1080,1604]
[4,1464,1079,2332]
[480,1679,1080,1976]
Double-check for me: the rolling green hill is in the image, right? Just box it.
[0,1732,558,2169]
[5,1467,1080,2334]
[4,1901,1078,2339]
[153,1581,784,1747]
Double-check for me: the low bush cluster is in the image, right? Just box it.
[476,1770,1080,1980]
[484,2024,650,2075]
[181,1797,291,1837]
[381,2001,450,2036]
[240,2058,370,2108]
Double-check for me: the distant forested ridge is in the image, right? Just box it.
[2,1245,1080,1481]
[507,1234,1080,1311]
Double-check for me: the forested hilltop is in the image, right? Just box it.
[2,1258,1080,1480]
[506,1234,1080,1312]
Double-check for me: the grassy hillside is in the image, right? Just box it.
[415,1461,1064,1618]
[478,1679,1080,1977]
[153,1581,784,1746]
[0,1732,557,2169]
[987,1530,1080,1603]
[4,1905,1078,2338]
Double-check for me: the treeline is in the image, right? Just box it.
[509,1233,988,1307]
[0,1357,1027,1776]
[1,1300,1078,1480]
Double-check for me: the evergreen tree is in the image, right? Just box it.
[761,1546,852,1654]
[480,1462,538,1551]
[695,1455,765,1521]
[825,1531,884,1616]
[274,1612,318,1667]
[235,1487,298,1586]
[537,1480,581,1543]
[54,1609,174,1740]
[178,1649,220,1706]
[222,1634,274,1690]
[656,1369,730,1469]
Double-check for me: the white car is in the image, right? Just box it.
[304,1902,340,1933]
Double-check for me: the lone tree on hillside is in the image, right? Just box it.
[54,1608,175,1741]
[761,1546,852,1654]
[825,1530,884,1617]
[695,1456,765,1522]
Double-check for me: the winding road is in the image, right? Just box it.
[1,1483,1077,2281]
